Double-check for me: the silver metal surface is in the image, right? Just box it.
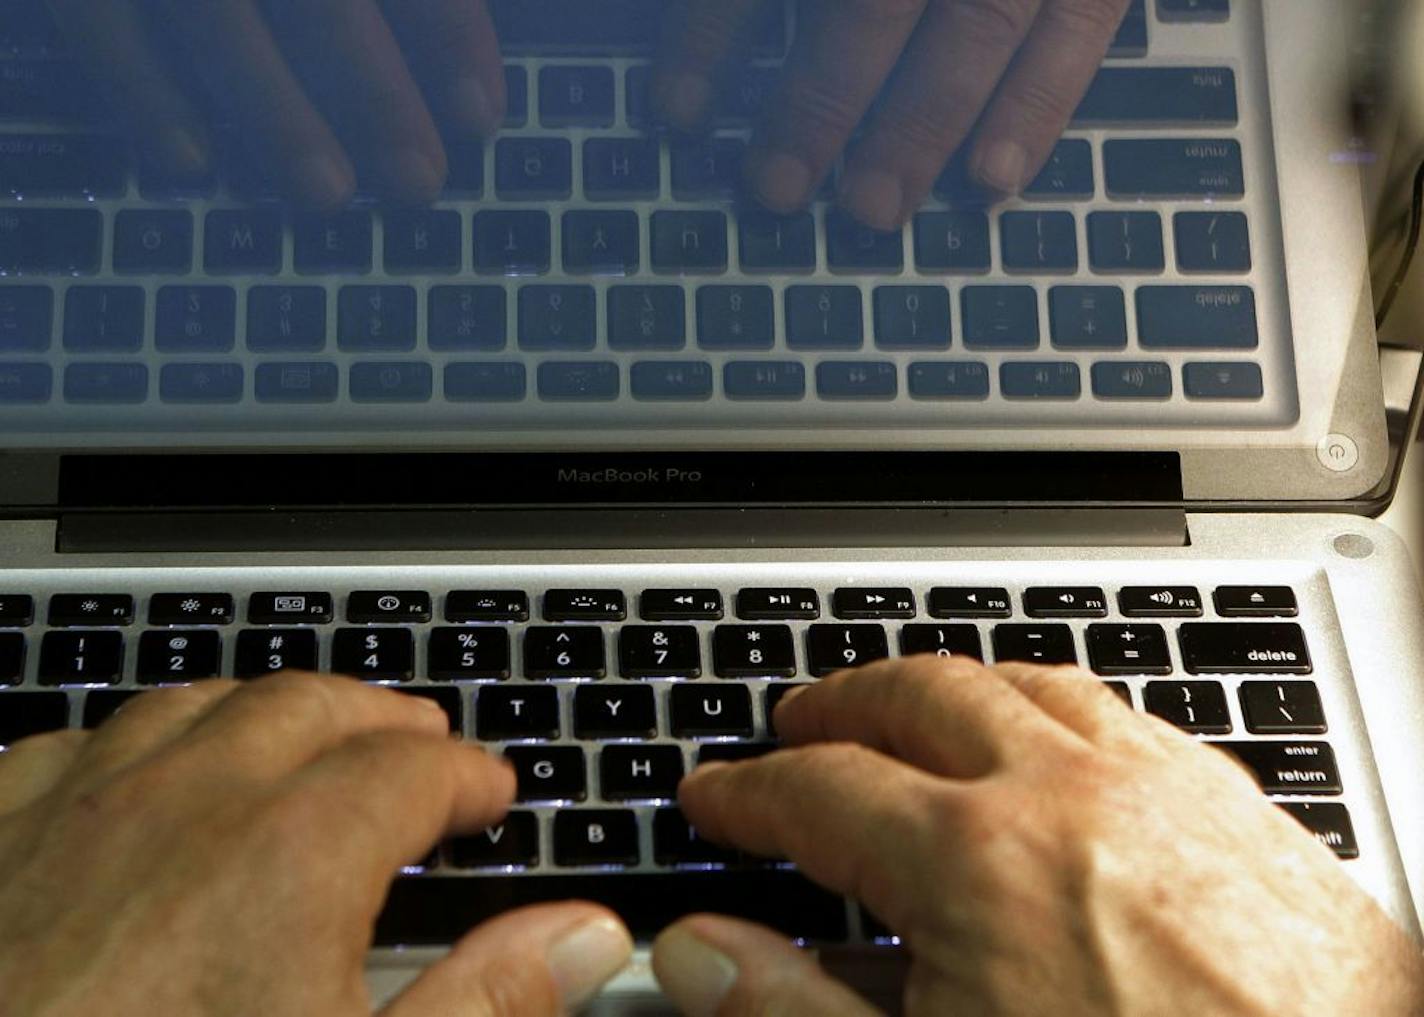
[0,0,1394,503]
[1,512,1420,1009]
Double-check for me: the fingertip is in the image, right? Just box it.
[652,922,741,1017]
[292,153,357,210]
[838,169,906,231]
[970,139,1028,196]
[453,73,505,137]
[747,149,814,212]
[654,72,714,131]
[379,149,447,205]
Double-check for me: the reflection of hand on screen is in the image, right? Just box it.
[653,0,1134,228]
[45,0,506,207]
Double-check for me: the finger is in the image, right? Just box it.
[654,914,881,1017]
[154,0,356,206]
[380,903,632,1017]
[175,671,450,780]
[0,730,89,815]
[64,681,241,791]
[651,0,765,129]
[773,655,1072,777]
[679,744,941,924]
[381,0,505,137]
[282,729,515,884]
[262,0,449,202]
[839,0,1043,225]
[988,662,1155,751]
[47,0,212,178]
[746,0,928,211]
[967,0,1130,192]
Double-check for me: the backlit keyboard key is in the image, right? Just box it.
[496,138,572,200]
[631,360,713,401]
[900,624,983,661]
[583,138,660,199]
[826,211,903,272]
[713,625,796,678]
[476,684,559,739]
[338,287,417,352]
[249,592,332,624]
[429,287,506,351]
[654,808,737,865]
[247,287,326,352]
[1001,362,1081,399]
[538,361,619,401]
[148,594,234,626]
[1174,212,1251,273]
[574,684,657,738]
[1280,803,1356,858]
[554,809,638,865]
[519,285,596,351]
[1214,741,1340,795]
[833,588,915,620]
[908,362,990,399]
[49,594,133,626]
[82,689,141,728]
[234,629,318,677]
[669,683,753,737]
[63,286,144,353]
[450,811,539,868]
[817,361,898,400]
[204,210,283,274]
[600,745,684,800]
[962,287,1038,349]
[1183,362,1263,400]
[446,591,530,622]
[137,630,222,683]
[1144,680,1231,733]
[1104,139,1244,199]
[0,363,51,403]
[739,212,817,272]
[807,624,889,675]
[0,633,24,685]
[1023,139,1094,199]
[332,628,415,681]
[160,363,244,403]
[350,362,432,403]
[0,134,126,197]
[525,626,606,679]
[540,66,616,126]
[724,361,804,400]
[640,590,723,621]
[619,626,702,679]
[38,630,124,685]
[254,362,338,403]
[738,589,818,620]
[1001,212,1078,272]
[928,587,1011,618]
[348,591,431,624]
[63,364,148,404]
[698,286,774,350]
[1137,286,1257,349]
[1214,586,1297,617]
[562,211,640,274]
[0,595,34,627]
[1024,587,1108,618]
[384,210,462,273]
[156,286,237,353]
[786,286,863,350]
[402,687,463,732]
[0,691,67,745]
[474,210,551,275]
[428,627,511,681]
[113,210,193,274]
[1086,624,1173,675]
[1091,361,1172,399]
[0,209,101,275]
[293,211,372,274]
[652,212,729,273]
[1050,287,1128,349]
[1179,623,1311,674]
[874,287,952,349]
[1118,586,1203,617]
[608,286,686,350]
[1240,681,1327,734]
[545,590,626,622]
[671,138,745,200]
[507,746,586,801]
[913,212,991,272]
[0,287,52,352]
[993,624,1077,665]
[1074,67,1237,124]
[1087,212,1164,273]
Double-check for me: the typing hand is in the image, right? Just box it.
[653,657,1424,1015]
[0,673,632,1017]
[45,0,507,206]
[653,0,1132,227]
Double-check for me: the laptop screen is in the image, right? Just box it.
[0,0,1396,510]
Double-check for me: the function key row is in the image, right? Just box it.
[0,586,1298,629]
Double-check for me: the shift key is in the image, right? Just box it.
[1179,622,1311,674]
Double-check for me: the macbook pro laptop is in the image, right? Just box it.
[1,0,1422,1011]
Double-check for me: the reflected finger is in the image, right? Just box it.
[380,0,506,137]
[651,0,766,129]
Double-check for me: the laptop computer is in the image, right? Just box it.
[2,0,1422,1010]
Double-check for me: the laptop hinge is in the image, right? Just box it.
[55,506,1190,553]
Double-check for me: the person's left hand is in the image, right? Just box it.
[0,672,633,1017]
[653,0,1133,227]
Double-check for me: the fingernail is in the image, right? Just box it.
[973,140,1027,195]
[839,168,904,230]
[454,75,501,134]
[546,916,634,1009]
[661,73,712,127]
[294,153,353,207]
[750,150,813,211]
[654,927,739,1017]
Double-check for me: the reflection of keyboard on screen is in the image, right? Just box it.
[0,0,1298,442]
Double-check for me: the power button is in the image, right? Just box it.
[1316,434,1360,472]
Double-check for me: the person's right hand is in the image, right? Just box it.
[45,0,507,207]
[652,657,1424,1015]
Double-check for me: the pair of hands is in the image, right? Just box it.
[2,659,1421,1016]
[50,0,1134,225]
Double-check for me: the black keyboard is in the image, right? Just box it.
[0,575,1360,946]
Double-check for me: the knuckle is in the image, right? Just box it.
[950,0,1037,49]
[778,77,866,139]
[1004,75,1077,130]
[1046,0,1133,39]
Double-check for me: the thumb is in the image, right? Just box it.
[379,902,632,1017]
[652,915,885,1016]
